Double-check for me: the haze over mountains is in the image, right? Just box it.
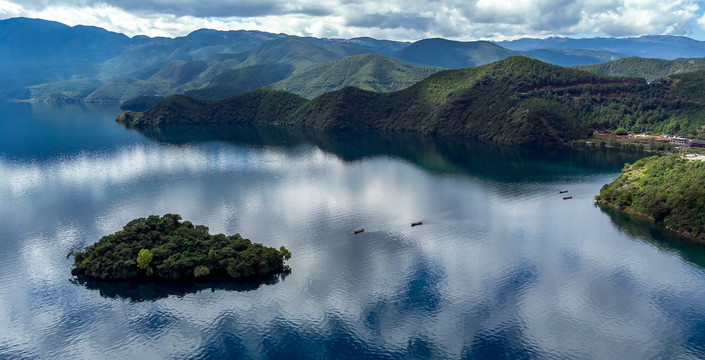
[6,17,705,103]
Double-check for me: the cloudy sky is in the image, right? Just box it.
[1,0,705,41]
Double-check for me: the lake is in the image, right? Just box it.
[1,102,705,359]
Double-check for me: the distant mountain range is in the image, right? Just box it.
[496,36,705,59]
[5,17,705,103]
[572,57,705,82]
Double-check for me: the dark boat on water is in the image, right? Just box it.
[411,221,423,227]
[354,228,364,234]
[563,196,572,200]
[559,190,568,194]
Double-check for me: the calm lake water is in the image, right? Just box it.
[2,102,705,359]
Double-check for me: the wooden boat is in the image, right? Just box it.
[411,221,423,227]
[559,190,568,193]
[354,228,364,234]
[563,196,572,200]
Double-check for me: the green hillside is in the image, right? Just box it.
[11,18,705,104]
[574,57,705,82]
[120,95,164,111]
[0,18,285,99]
[288,57,608,143]
[209,63,295,91]
[84,77,168,102]
[182,85,245,100]
[527,49,623,66]
[574,68,705,136]
[596,155,705,241]
[658,69,705,101]
[236,36,368,71]
[393,39,523,68]
[308,37,410,55]
[27,78,104,102]
[269,53,441,99]
[86,39,437,102]
[118,89,308,127]
[120,57,649,145]
[120,57,705,145]
[147,59,209,85]
[85,54,249,101]
[81,38,376,102]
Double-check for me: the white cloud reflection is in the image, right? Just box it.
[1,142,705,357]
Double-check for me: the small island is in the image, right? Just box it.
[596,155,705,241]
[70,214,291,280]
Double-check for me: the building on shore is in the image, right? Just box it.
[690,139,705,148]
[670,137,689,145]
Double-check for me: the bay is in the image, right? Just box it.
[1,102,705,359]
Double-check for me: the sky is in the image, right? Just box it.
[1,0,705,41]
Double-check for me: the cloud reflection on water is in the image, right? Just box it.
[0,131,705,358]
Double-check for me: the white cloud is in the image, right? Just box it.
[574,0,701,37]
[0,0,702,40]
[0,0,23,16]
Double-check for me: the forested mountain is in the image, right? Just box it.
[392,39,523,68]
[5,17,705,104]
[82,38,429,102]
[115,57,630,145]
[83,53,248,102]
[497,35,705,59]
[0,18,130,98]
[573,57,705,82]
[525,49,622,66]
[0,18,283,100]
[118,57,705,144]
[82,36,371,102]
[307,36,410,55]
[235,36,368,69]
[596,155,705,241]
[269,53,442,98]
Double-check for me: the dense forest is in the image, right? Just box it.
[117,56,705,145]
[70,214,291,280]
[573,57,705,82]
[596,155,705,241]
[269,53,442,99]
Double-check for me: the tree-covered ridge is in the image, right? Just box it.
[71,214,291,280]
[391,38,522,69]
[119,56,705,146]
[269,53,442,99]
[9,18,705,102]
[120,95,164,112]
[596,155,705,241]
[573,57,705,82]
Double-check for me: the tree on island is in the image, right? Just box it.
[70,214,291,280]
[136,249,153,270]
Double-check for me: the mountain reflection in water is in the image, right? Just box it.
[600,205,705,270]
[134,124,644,183]
[3,102,705,359]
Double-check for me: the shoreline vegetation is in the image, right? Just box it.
[596,155,705,242]
[70,214,291,281]
[116,56,705,147]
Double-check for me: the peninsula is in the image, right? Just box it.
[70,214,291,280]
[596,155,705,241]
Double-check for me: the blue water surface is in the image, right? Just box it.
[1,102,705,359]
